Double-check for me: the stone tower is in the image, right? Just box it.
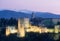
[17,18,25,37]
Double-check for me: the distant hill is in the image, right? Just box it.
[0,10,60,19]
[35,12,60,18]
[0,10,31,19]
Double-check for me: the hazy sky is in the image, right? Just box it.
[0,0,60,15]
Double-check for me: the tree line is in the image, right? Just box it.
[0,17,17,27]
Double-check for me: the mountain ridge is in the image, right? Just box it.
[0,10,60,19]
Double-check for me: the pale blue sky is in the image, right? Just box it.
[0,0,60,15]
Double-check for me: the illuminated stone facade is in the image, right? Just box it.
[5,18,60,38]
